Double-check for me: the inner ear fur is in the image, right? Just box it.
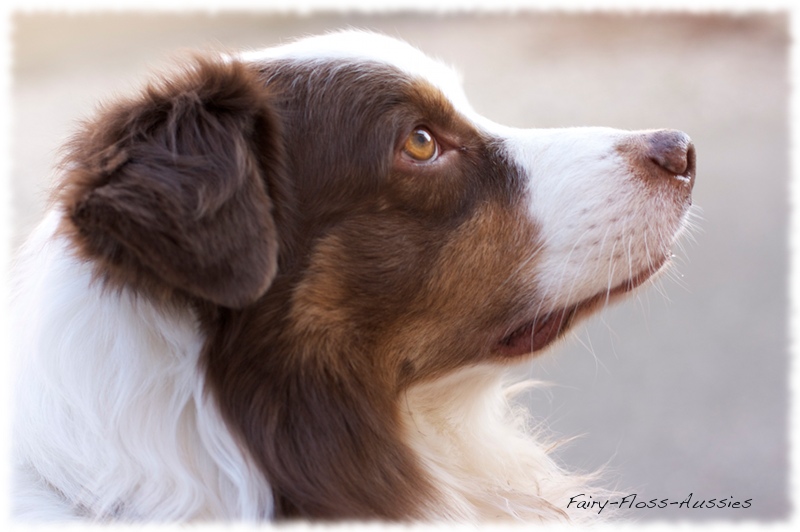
[59,55,285,308]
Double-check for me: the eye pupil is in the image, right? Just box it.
[412,129,431,146]
[403,127,437,161]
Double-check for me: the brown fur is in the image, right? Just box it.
[55,54,586,519]
[58,57,289,308]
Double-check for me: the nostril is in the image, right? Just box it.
[646,129,693,176]
[685,142,696,176]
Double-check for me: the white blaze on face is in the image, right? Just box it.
[498,125,688,312]
[240,30,476,113]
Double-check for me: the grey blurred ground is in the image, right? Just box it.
[9,12,789,521]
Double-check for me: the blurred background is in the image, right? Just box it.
[10,11,789,521]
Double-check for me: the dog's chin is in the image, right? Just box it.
[492,255,671,358]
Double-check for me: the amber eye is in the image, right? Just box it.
[403,128,438,162]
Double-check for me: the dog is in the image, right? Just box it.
[10,30,695,522]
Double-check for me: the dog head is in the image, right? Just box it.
[58,31,695,519]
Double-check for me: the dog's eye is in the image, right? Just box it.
[403,128,438,162]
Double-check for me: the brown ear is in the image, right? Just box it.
[61,56,284,308]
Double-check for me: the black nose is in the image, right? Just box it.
[645,129,695,177]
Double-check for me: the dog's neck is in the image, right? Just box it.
[200,292,436,519]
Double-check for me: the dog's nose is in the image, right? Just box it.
[645,129,695,177]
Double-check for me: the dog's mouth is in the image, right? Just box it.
[495,306,579,357]
[492,257,669,358]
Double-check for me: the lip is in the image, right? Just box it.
[492,256,669,358]
[494,306,579,357]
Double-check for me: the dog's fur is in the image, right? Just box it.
[11,31,695,522]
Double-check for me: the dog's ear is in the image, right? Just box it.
[61,56,285,308]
